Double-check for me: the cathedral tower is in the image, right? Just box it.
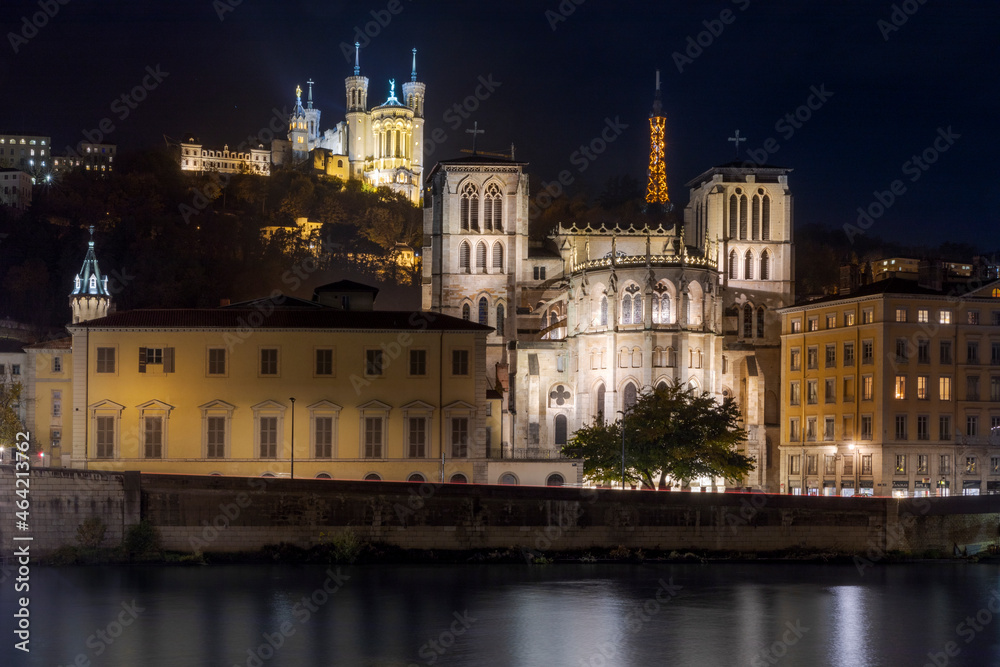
[345,42,372,179]
[401,48,426,179]
[289,84,310,162]
[69,226,112,324]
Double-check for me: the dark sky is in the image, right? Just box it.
[1,0,997,250]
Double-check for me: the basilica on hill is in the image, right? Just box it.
[422,74,795,490]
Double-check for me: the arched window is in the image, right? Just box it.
[450,473,468,484]
[407,473,426,483]
[549,311,559,338]
[761,193,771,240]
[739,194,748,239]
[752,195,761,240]
[728,194,738,239]
[459,241,470,272]
[496,304,505,338]
[595,383,606,421]
[484,182,503,231]
[757,306,766,338]
[623,382,638,410]
[656,380,668,392]
[364,473,382,481]
[461,182,479,231]
[546,473,565,487]
[499,473,518,485]
[600,296,608,326]
[744,250,753,280]
[652,295,659,323]
[760,250,770,280]
[622,294,632,324]
[729,250,738,280]
[462,304,470,321]
[476,242,487,272]
[633,295,642,325]
[479,297,488,325]
[554,414,568,445]
[661,294,671,323]
[492,241,504,270]
[743,303,753,338]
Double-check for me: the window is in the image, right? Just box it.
[476,242,487,272]
[366,349,384,376]
[895,307,907,322]
[479,297,488,325]
[808,318,819,332]
[144,416,163,458]
[966,456,978,474]
[969,310,980,325]
[760,251,770,280]
[940,377,952,401]
[918,454,929,474]
[599,297,608,326]
[96,347,116,373]
[52,356,62,373]
[824,417,835,441]
[940,310,952,324]
[807,347,818,369]
[843,376,855,402]
[533,266,546,281]
[315,348,334,376]
[408,417,427,458]
[452,349,469,375]
[807,453,819,474]
[259,417,278,458]
[917,375,928,400]
[895,339,909,363]
[862,455,873,475]
[992,343,1000,366]
[826,314,836,329]
[825,378,836,404]
[918,340,930,364]
[790,348,801,371]
[917,415,929,440]
[492,242,504,270]
[485,183,503,231]
[940,341,953,364]
[462,304,470,321]
[862,340,874,364]
[729,250,739,279]
[496,304,505,338]
[364,417,384,458]
[843,342,855,366]
[895,454,906,474]
[207,416,227,458]
[315,417,333,458]
[208,348,227,375]
[807,380,818,404]
[260,348,279,375]
[806,416,817,441]
[917,309,928,323]
[145,347,163,365]
[52,390,61,417]
[789,418,800,442]
[791,319,802,333]
[825,344,836,368]
[461,182,479,230]
[895,415,908,440]
[789,381,800,406]
[862,375,873,400]
[894,375,906,399]
[451,417,469,457]
[845,311,856,327]
[992,376,1000,402]
[967,375,980,401]
[744,250,753,280]
[789,455,801,475]
[992,457,1000,475]
[555,414,568,445]
[825,455,837,475]
[862,309,873,324]
[940,454,952,474]
[968,342,980,364]
[940,415,952,441]
[861,415,873,440]
[96,416,115,458]
[409,349,427,376]
[459,242,470,272]
[967,415,979,437]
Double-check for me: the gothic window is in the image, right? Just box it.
[657,380,668,392]
[461,183,479,231]
[652,295,659,323]
[739,193,748,240]
[496,304,505,338]
[600,296,608,326]
[479,297,488,325]
[744,250,754,280]
[595,383,606,421]
[752,195,761,240]
[549,311,559,338]
[476,241,487,272]
[729,194,737,239]
[462,304,470,321]
[761,192,771,240]
[743,303,753,338]
[633,292,642,324]
[660,294,671,323]
[484,182,503,231]
[554,414,568,445]
[729,250,738,279]
[459,241,470,272]
[757,306,766,338]
[492,241,504,270]
[759,249,770,280]
[622,294,632,324]
[623,382,638,411]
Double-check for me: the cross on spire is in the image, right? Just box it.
[466,122,484,154]
[728,129,747,159]
[306,79,314,109]
[354,41,361,76]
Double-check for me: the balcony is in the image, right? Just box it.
[488,446,575,460]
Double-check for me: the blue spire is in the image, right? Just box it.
[354,41,361,76]
[411,48,417,82]
[70,226,110,297]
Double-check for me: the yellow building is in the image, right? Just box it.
[24,337,73,467]
[779,277,1000,497]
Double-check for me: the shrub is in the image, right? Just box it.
[123,520,161,558]
[76,517,107,548]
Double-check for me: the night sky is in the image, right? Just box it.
[1,0,997,250]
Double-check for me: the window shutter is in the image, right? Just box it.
[139,347,147,373]
[164,347,175,373]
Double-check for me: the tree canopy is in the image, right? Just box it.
[562,382,754,488]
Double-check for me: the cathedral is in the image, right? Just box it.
[273,44,425,204]
[423,75,795,490]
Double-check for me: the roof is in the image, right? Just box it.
[425,154,527,182]
[69,229,111,298]
[314,280,380,294]
[684,162,792,188]
[780,277,1000,312]
[74,308,493,332]
[0,339,26,353]
[25,337,72,350]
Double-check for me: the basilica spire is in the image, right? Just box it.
[354,41,361,76]
[411,47,417,82]
[645,69,670,208]
[69,226,112,323]
[307,79,314,110]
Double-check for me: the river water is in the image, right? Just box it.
[2,562,999,666]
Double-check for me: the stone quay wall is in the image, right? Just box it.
[1,468,997,558]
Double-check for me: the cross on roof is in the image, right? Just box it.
[728,129,747,159]
[466,122,484,154]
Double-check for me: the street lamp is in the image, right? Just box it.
[289,397,296,479]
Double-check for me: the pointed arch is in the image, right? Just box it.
[496,303,505,338]
[554,414,568,445]
[739,194,748,239]
[729,249,738,279]
[600,295,608,326]
[475,241,487,271]
[744,249,754,280]
[492,241,504,270]
[633,292,643,324]
[762,193,771,240]
[459,241,470,272]
[623,382,638,410]
[462,303,470,321]
[484,181,503,232]
[752,194,761,240]
[478,297,489,325]
[622,294,632,324]
[728,194,738,239]
[743,303,753,338]
[757,305,766,338]
[461,182,479,231]
[595,382,606,422]
[759,249,770,280]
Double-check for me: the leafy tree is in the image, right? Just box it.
[562,382,753,488]
[0,377,25,446]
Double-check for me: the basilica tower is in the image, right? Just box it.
[345,42,372,180]
[69,226,112,324]
[401,48,426,184]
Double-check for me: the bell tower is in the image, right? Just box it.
[402,48,426,181]
[69,226,112,323]
[345,41,371,179]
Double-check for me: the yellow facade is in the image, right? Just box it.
[25,339,73,468]
[66,307,494,483]
[780,279,1000,497]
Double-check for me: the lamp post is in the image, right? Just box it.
[289,397,296,479]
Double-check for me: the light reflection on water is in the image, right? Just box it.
[2,563,1000,666]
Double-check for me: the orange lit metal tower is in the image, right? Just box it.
[645,70,670,207]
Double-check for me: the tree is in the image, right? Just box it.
[0,377,25,447]
[562,382,753,488]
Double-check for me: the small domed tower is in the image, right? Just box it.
[69,226,112,323]
[289,84,310,162]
